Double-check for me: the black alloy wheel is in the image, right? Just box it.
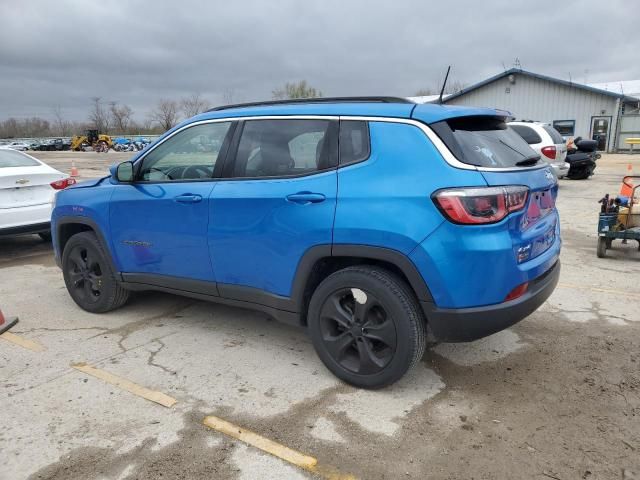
[307,266,426,389]
[66,244,104,304]
[62,232,129,313]
[318,287,396,375]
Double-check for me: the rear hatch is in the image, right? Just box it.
[429,115,559,265]
[542,125,567,162]
[0,151,64,209]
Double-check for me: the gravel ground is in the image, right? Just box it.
[1,151,639,480]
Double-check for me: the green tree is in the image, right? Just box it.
[272,80,322,100]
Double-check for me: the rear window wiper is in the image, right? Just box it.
[515,155,541,166]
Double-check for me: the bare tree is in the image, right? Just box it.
[180,93,210,117]
[272,80,322,100]
[0,117,51,138]
[109,102,134,134]
[448,80,467,94]
[150,99,180,131]
[222,88,236,105]
[414,88,435,96]
[51,105,72,136]
[88,97,110,133]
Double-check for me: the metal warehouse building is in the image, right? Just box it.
[430,68,640,153]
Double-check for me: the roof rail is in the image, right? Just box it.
[207,96,414,112]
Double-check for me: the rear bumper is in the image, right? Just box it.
[422,260,560,342]
[550,162,570,178]
[0,202,52,231]
[0,221,50,237]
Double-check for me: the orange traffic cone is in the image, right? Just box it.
[70,159,79,177]
[620,164,633,196]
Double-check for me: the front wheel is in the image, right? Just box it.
[62,231,129,313]
[597,237,607,258]
[307,266,426,389]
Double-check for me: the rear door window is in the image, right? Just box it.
[510,125,542,144]
[232,119,337,178]
[431,116,540,168]
[339,121,370,165]
[542,125,565,144]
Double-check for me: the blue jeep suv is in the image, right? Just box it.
[52,97,561,388]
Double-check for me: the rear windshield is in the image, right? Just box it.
[431,116,540,168]
[510,124,542,144]
[0,149,40,168]
[542,125,565,144]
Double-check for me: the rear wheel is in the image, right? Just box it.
[307,266,426,389]
[62,231,129,313]
[597,237,607,258]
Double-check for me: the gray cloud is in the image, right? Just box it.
[1,0,638,122]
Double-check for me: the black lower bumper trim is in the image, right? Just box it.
[0,222,51,237]
[422,260,560,342]
[0,317,19,335]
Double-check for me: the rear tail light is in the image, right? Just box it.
[541,146,556,160]
[50,177,77,190]
[0,308,5,327]
[505,282,528,301]
[433,186,529,225]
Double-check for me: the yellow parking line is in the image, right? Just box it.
[203,415,357,480]
[72,362,177,408]
[558,282,640,299]
[0,331,46,352]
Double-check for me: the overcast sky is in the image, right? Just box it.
[1,0,638,122]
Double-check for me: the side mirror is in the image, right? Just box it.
[115,161,134,183]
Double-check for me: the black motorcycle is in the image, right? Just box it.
[566,137,600,180]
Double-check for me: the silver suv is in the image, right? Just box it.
[509,122,569,179]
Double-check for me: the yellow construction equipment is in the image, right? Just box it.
[71,129,113,151]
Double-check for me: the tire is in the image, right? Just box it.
[307,266,426,389]
[38,231,52,242]
[62,231,129,313]
[597,237,607,258]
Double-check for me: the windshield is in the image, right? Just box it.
[431,116,540,168]
[0,149,40,168]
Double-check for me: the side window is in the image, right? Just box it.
[232,119,336,178]
[138,122,232,181]
[543,125,566,144]
[510,125,542,144]
[339,121,370,165]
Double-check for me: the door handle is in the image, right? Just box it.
[174,194,203,204]
[286,192,326,204]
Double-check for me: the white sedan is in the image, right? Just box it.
[0,148,76,240]
[7,141,30,151]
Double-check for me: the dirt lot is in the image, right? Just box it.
[1,151,639,480]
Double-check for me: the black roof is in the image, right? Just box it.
[207,96,414,112]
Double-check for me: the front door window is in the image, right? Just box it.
[138,122,232,181]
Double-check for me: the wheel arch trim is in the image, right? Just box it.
[291,244,434,312]
[55,216,118,274]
